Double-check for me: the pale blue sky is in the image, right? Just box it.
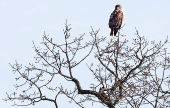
[1,0,170,108]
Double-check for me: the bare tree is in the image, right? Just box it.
[3,21,170,108]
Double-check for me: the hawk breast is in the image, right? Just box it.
[109,10,123,29]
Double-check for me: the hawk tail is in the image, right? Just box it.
[114,28,119,36]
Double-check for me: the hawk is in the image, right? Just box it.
[109,5,124,36]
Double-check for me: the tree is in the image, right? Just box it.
[3,21,170,108]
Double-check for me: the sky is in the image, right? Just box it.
[1,0,170,108]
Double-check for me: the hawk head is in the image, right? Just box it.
[115,5,122,10]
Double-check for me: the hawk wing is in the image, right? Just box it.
[109,10,123,29]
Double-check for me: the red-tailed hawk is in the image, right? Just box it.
[109,5,124,36]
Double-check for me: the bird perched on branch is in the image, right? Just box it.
[109,5,124,36]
